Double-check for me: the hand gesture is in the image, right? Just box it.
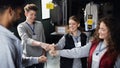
[38,55,47,63]
[40,43,50,51]
[49,49,58,57]
[48,43,55,51]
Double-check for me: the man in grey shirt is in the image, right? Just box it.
[17,4,47,68]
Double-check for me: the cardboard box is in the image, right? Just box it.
[55,26,68,34]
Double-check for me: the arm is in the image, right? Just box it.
[22,55,38,67]
[58,42,92,58]
[40,21,46,42]
[22,54,47,67]
[17,24,49,50]
[55,35,66,50]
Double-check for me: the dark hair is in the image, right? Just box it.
[93,16,120,56]
[24,4,38,12]
[0,0,25,13]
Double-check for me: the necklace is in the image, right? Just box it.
[96,42,107,55]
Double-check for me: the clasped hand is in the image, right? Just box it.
[39,43,58,56]
[38,55,47,63]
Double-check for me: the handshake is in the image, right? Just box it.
[32,41,59,63]
[39,42,58,56]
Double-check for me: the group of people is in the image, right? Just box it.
[0,0,120,68]
[0,0,48,68]
[49,16,120,68]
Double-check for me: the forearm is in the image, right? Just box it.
[58,48,88,58]
[58,42,92,58]
[27,39,45,47]
[22,55,38,67]
[31,40,41,46]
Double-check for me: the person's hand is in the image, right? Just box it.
[40,43,56,51]
[49,49,58,57]
[40,42,50,51]
[48,43,55,51]
[38,55,47,63]
[33,41,50,51]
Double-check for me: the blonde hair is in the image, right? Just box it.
[24,4,38,12]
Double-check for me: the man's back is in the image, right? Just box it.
[0,25,22,68]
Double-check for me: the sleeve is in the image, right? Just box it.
[0,37,15,68]
[22,54,39,67]
[58,42,92,58]
[114,56,120,68]
[40,22,46,42]
[17,24,35,45]
[56,35,66,50]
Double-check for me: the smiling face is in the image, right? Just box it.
[98,22,109,40]
[68,19,80,33]
[25,10,36,23]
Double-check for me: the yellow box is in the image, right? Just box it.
[46,2,54,9]
[87,19,93,25]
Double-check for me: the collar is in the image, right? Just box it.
[25,20,36,25]
[70,30,81,37]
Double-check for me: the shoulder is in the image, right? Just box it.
[65,33,72,38]
[35,21,43,27]
[17,21,26,27]
[35,20,42,24]
[0,34,12,48]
